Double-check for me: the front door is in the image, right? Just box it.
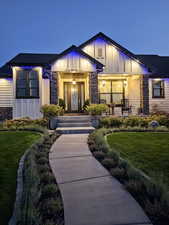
[64,82,85,112]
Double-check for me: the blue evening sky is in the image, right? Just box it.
[0,0,169,66]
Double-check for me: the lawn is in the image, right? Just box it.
[0,131,40,225]
[107,132,169,188]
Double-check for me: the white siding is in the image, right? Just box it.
[82,38,148,74]
[52,52,96,72]
[0,78,13,107]
[149,78,169,113]
[13,99,41,119]
[12,67,45,119]
[42,78,50,105]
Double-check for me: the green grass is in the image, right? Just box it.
[0,131,40,225]
[107,132,169,187]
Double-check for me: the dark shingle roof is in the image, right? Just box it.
[8,53,58,66]
[0,64,12,78]
[136,54,169,77]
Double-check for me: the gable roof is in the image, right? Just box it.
[0,64,12,78]
[53,45,104,70]
[136,54,169,77]
[79,32,144,64]
[8,53,58,66]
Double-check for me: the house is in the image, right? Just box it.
[0,32,169,120]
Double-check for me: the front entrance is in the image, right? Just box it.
[64,82,85,112]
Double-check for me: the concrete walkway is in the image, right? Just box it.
[49,134,152,225]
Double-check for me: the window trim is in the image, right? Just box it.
[152,79,165,99]
[16,69,39,99]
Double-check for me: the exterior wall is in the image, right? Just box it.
[127,75,142,115]
[0,78,13,120]
[12,67,50,119]
[89,72,99,103]
[52,52,97,73]
[82,38,148,75]
[149,78,169,113]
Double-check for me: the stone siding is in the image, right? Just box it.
[89,72,99,103]
[50,72,58,104]
[0,107,13,120]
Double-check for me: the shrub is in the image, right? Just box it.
[107,150,120,165]
[102,158,118,170]
[40,172,56,185]
[36,157,48,165]
[110,167,126,181]
[100,117,123,128]
[58,98,65,110]
[86,104,108,115]
[37,164,50,174]
[4,117,48,128]
[40,104,64,119]
[83,99,90,111]
[40,184,58,200]
[39,199,63,220]
[93,151,105,161]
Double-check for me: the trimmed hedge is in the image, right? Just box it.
[4,117,48,129]
[88,128,169,225]
[100,115,169,128]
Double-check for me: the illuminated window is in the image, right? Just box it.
[152,80,164,98]
[16,70,39,98]
[99,80,125,105]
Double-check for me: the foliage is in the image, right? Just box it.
[102,158,119,170]
[83,99,90,111]
[21,132,64,225]
[99,114,169,128]
[93,151,105,161]
[58,98,66,110]
[149,120,159,128]
[100,117,123,128]
[40,104,64,119]
[86,104,108,115]
[4,117,48,129]
[0,131,40,225]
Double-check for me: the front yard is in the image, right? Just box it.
[107,132,169,188]
[0,131,40,225]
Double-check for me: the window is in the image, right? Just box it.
[152,80,164,98]
[16,70,39,98]
[99,80,125,105]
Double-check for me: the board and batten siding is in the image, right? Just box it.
[0,78,13,107]
[149,78,169,113]
[52,52,96,72]
[12,67,50,119]
[82,38,148,75]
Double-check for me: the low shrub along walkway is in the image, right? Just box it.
[88,128,169,225]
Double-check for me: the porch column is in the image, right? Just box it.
[141,75,149,115]
[50,71,59,104]
[89,72,99,104]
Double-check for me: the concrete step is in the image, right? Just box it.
[57,116,91,123]
[57,122,92,127]
[56,126,95,134]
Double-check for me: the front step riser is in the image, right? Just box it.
[57,120,91,123]
[57,123,92,127]
[57,129,94,134]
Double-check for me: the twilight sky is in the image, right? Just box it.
[0,0,169,66]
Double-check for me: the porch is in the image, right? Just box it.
[53,72,146,116]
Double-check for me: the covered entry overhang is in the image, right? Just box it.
[50,45,103,112]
